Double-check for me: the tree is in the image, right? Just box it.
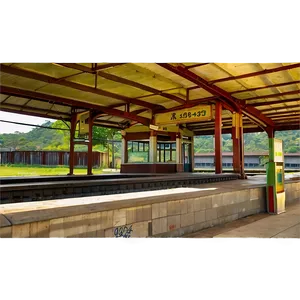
[92,126,121,147]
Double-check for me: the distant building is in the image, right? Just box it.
[194,152,300,169]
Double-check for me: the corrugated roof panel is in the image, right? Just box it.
[11,63,80,78]
[0,73,49,91]
[132,63,194,88]
[4,96,29,106]
[37,85,123,107]
[189,88,214,100]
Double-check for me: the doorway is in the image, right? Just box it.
[182,142,192,172]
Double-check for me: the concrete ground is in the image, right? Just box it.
[185,199,300,238]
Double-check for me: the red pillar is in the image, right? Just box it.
[266,126,275,139]
[68,114,76,175]
[124,137,128,163]
[215,101,222,174]
[232,112,246,179]
[232,113,240,173]
[240,124,245,178]
[87,112,93,175]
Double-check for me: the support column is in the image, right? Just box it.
[68,114,77,175]
[87,112,93,175]
[121,133,128,164]
[215,101,222,174]
[149,130,157,163]
[191,136,195,172]
[240,118,246,178]
[176,132,183,172]
[266,127,276,213]
[232,112,246,178]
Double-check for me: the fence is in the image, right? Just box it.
[0,151,108,167]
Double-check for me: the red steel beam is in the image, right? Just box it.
[54,60,127,74]
[185,63,209,69]
[275,124,300,131]
[157,63,275,127]
[231,80,300,95]
[57,63,94,73]
[0,85,151,126]
[94,63,125,71]
[157,63,241,112]
[0,64,160,110]
[210,63,300,84]
[0,102,70,118]
[272,115,300,123]
[55,61,185,104]
[260,104,300,113]
[242,90,300,101]
[193,127,265,136]
[0,107,70,121]
[247,98,300,107]
[96,70,186,105]
[266,110,300,117]
[92,121,122,129]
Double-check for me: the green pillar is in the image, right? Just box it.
[266,138,276,213]
[266,137,285,214]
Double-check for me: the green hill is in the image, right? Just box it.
[0,120,299,153]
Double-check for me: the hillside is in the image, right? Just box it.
[0,120,120,152]
[0,120,299,153]
[194,130,300,153]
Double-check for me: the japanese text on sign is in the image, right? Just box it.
[170,109,207,121]
[155,105,212,125]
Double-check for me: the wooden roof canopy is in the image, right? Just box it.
[0,63,299,135]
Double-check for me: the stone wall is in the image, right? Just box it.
[0,181,299,238]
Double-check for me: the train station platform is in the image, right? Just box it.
[0,173,299,238]
[0,173,239,204]
[186,199,300,238]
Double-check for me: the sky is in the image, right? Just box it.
[0,111,53,134]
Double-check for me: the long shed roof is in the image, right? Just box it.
[0,63,299,134]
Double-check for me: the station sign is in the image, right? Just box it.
[154,105,212,125]
[274,138,283,162]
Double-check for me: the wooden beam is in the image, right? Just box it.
[210,63,300,84]
[57,63,185,106]
[0,64,160,110]
[157,63,275,127]
[243,90,300,101]
[231,80,300,95]
[0,85,151,126]
[247,98,300,107]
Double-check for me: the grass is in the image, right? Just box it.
[0,165,103,177]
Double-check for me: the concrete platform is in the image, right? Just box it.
[0,174,299,238]
[186,200,300,238]
[0,173,239,204]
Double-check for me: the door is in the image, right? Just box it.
[182,142,192,172]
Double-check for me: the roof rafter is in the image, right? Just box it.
[246,98,300,107]
[231,80,300,95]
[0,85,151,126]
[242,90,300,101]
[0,64,161,111]
[157,63,274,127]
[58,63,185,104]
[0,106,70,121]
[210,63,300,84]
[0,102,70,118]
[57,63,126,73]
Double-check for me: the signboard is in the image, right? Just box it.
[154,105,212,125]
[276,166,284,193]
[274,138,283,162]
[76,111,90,136]
[150,124,179,132]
